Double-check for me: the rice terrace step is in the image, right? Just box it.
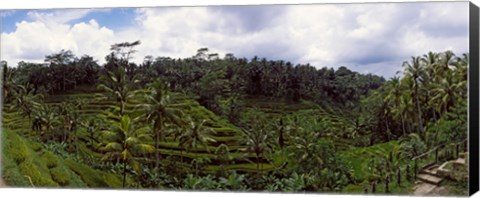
[416,173,444,185]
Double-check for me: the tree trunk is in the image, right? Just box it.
[399,102,406,136]
[385,176,389,193]
[195,151,199,177]
[432,106,439,146]
[155,129,160,170]
[256,156,260,178]
[406,164,410,181]
[122,159,127,188]
[397,169,401,186]
[414,85,424,137]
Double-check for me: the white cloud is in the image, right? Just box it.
[0,2,469,78]
[1,18,115,64]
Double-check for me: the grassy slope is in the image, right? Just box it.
[1,128,124,188]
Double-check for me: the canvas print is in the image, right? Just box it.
[0,2,471,196]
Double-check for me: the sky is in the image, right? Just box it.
[0,2,470,78]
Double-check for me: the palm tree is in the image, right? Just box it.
[430,70,464,114]
[399,133,427,159]
[365,144,403,193]
[384,77,406,136]
[178,119,216,159]
[243,127,269,178]
[10,84,42,122]
[215,143,232,176]
[34,104,61,141]
[453,53,468,82]
[437,50,456,76]
[421,52,440,82]
[80,117,102,147]
[289,129,324,175]
[56,101,75,142]
[137,79,185,170]
[100,115,155,188]
[402,57,425,137]
[97,67,136,116]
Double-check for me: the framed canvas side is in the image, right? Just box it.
[469,1,480,196]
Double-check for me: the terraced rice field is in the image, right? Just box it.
[3,87,276,174]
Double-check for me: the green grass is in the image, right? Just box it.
[1,128,124,188]
[342,177,414,195]
[340,141,399,182]
[3,86,320,188]
[64,159,123,188]
[206,163,274,172]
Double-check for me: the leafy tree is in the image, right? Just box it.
[100,115,155,188]
[137,79,185,170]
[178,119,216,159]
[240,110,270,178]
[384,77,406,136]
[80,117,103,147]
[97,66,137,115]
[2,63,17,103]
[402,56,425,137]
[33,104,61,141]
[10,84,42,121]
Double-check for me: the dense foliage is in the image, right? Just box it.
[1,41,468,194]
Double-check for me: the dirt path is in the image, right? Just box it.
[0,179,6,187]
[413,182,448,196]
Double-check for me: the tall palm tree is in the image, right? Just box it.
[384,77,406,136]
[137,79,185,170]
[421,52,440,82]
[243,127,269,178]
[453,53,468,82]
[402,57,425,137]
[430,70,464,114]
[97,67,136,116]
[437,50,456,77]
[100,115,155,188]
[178,119,216,159]
[176,119,216,176]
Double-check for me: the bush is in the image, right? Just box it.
[7,133,30,164]
[50,161,88,188]
[18,161,59,187]
[50,166,70,186]
[41,151,59,169]
[1,150,30,186]
[65,159,122,188]
[103,174,123,188]
[31,142,43,152]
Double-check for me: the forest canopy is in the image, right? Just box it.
[1,41,468,194]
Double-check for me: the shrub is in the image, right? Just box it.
[103,174,123,188]
[50,166,70,186]
[7,133,30,164]
[18,161,59,187]
[41,151,59,169]
[31,142,43,152]
[65,159,123,188]
[1,150,29,186]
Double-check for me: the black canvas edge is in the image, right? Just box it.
[469,1,480,196]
